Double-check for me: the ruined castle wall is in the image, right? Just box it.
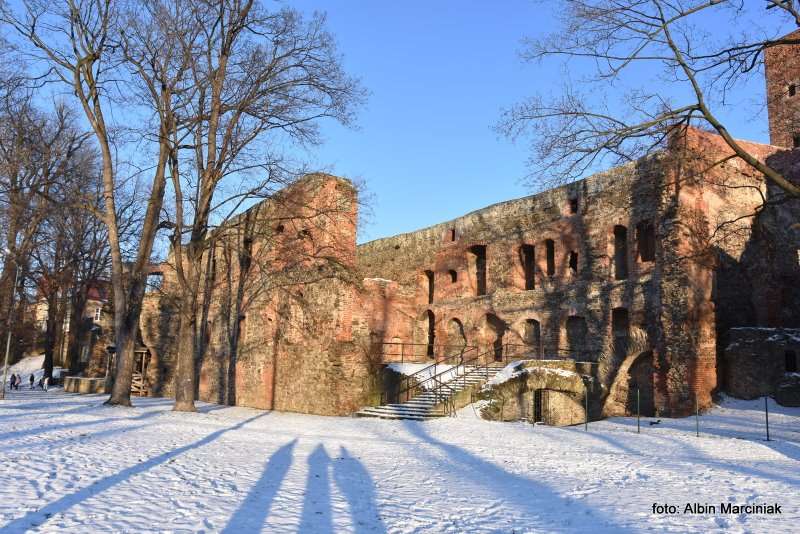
[357,159,666,410]
[766,30,800,148]
[140,175,381,415]
[357,129,797,416]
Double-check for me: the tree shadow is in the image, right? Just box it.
[401,421,634,532]
[332,446,386,534]
[1,412,267,532]
[299,444,334,534]
[221,439,297,533]
[0,421,156,454]
[0,408,164,443]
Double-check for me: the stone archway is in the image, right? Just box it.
[413,310,436,360]
[603,350,655,417]
[446,318,467,359]
[482,313,507,362]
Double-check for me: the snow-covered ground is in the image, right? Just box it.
[1,388,798,533]
[2,354,63,385]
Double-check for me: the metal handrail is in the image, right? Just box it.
[380,341,586,406]
[379,342,478,364]
[381,345,478,405]
[383,343,517,405]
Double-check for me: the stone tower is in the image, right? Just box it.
[765,30,800,147]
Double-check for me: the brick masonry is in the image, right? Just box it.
[133,40,800,417]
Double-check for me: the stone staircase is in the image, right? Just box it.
[356,365,503,420]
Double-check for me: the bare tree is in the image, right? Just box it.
[0,92,92,366]
[497,0,800,199]
[1,0,177,405]
[162,1,363,411]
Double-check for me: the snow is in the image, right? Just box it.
[1,391,799,533]
[483,360,527,388]
[1,354,63,383]
[387,363,461,389]
[483,360,583,389]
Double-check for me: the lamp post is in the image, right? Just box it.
[1,249,20,400]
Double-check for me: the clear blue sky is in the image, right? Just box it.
[288,1,783,243]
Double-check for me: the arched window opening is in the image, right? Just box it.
[568,251,578,274]
[520,244,535,290]
[636,221,655,262]
[613,225,629,280]
[449,228,456,241]
[448,270,457,283]
[485,313,506,362]
[423,270,434,304]
[446,318,467,358]
[468,245,487,296]
[612,307,629,360]
[425,310,436,358]
[566,316,588,360]
[569,197,579,214]
[545,239,555,276]
[524,319,542,358]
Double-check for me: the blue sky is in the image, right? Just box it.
[287,1,786,243]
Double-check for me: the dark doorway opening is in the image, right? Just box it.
[425,310,435,358]
[469,245,487,296]
[613,225,628,280]
[533,389,544,423]
[424,270,434,304]
[521,244,535,290]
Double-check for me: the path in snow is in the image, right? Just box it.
[0,388,798,533]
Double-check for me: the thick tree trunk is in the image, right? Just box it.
[173,305,197,412]
[65,290,88,374]
[108,328,136,406]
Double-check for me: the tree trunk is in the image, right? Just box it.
[42,291,60,380]
[173,304,197,412]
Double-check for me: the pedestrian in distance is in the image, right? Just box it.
[43,376,49,392]
[37,377,43,390]
[9,373,16,390]
[29,373,34,389]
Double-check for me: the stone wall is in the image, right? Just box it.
[140,174,382,416]
[766,30,800,148]
[356,128,799,417]
[722,328,800,404]
[479,360,600,426]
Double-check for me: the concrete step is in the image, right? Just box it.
[356,406,445,420]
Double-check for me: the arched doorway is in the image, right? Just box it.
[612,307,629,361]
[565,316,588,360]
[425,310,435,358]
[446,318,467,359]
[626,351,655,416]
[485,313,507,362]
[523,319,542,358]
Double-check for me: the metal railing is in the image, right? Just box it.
[379,341,588,407]
[379,342,477,364]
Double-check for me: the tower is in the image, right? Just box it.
[765,30,800,147]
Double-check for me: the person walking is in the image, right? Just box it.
[43,376,49,392]
[10,374,17,390]
[29,373,34,389]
